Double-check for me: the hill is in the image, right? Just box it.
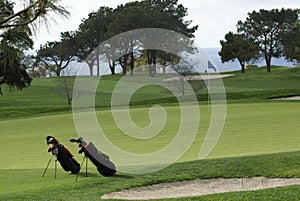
[0,66,300,120]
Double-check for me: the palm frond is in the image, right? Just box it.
[0,0,70,30]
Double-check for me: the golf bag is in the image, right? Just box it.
[46,136,80,174]
[70,137,116,177]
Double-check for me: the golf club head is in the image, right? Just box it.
[46,136,58,145]
[69,138,78,143]
[69,138,82,144]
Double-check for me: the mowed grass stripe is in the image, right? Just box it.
[1,102,300,170]
[208,102,300,159]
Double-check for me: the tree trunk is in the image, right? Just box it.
[118,54,128,76]
[147,50,153,76]
[152,50,157,76]
[109,61,115,75]
[180,76,185,95]
[263,42,271,73]
[162,61,167,74]
[122,66,126,76]
[64,79,71,106]
[130,51,134,76]
[119,54,129,76]
[238,59,245,73]
[147,49,157,77]
[266,55,271,72]
[96,55,100,76]
[67,97,72,106]
[88,63,93,76]
[56,68,61,77]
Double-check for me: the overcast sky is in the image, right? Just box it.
[16,0,299,50]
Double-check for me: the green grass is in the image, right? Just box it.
[221,66,300,98]
[1,66,300,200]
[1,66,300,119]
[2,151,300,200]
[1,102,300,169]
[1,102,300,200]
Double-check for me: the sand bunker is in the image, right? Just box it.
[163,74,234,81]
[274,96,300,100]
[101,177,300,200]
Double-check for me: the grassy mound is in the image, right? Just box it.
[1,66,300,119]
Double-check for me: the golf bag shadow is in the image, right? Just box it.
[70,137,116,177]
[45,136,81,175]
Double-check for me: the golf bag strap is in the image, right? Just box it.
[62,146,74,157]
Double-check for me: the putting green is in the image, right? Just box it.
[207,102,300,158]
[1,102,300,170]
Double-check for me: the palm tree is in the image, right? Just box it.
[0,0,70,93]
[0,0,70,29]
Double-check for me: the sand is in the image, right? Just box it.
[163,74,235,81]
[274,96,300,100]
[101,177,300,200]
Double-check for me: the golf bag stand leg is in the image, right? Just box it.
[54,158,57,179]
[75,155,87,182]
[42,155,53,177]
[86,156,88,177]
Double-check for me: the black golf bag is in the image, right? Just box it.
[70,137,116,177]
[46,136,80,174]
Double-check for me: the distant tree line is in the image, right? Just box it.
[34,0,198,77]
[219,8,300,73]
[1,1,299,95]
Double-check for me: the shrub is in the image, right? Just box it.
[246,64,258,69]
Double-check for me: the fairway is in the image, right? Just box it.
[1,101,300,199]
[1,102,300,193]
[208,102,300,159]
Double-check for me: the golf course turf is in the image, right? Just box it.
[1,66,300,200]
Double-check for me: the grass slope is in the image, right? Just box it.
[1,151,300,200]
[1,66,300,119]
[1,66,300,200]
[1,102,300,200]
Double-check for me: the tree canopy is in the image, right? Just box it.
[219,32,258,73]
[0,26,32,94]
[237,8,299,72]
[280,10,300,64]
[72,0,197,76]
[0,0,69,93]
[35,31,77,77]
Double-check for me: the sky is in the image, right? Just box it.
[15,0,300,50]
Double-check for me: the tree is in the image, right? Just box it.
[106,2,143,76]
[156,51,180,73]
[171,59,194,95]
[237,8,298,72]
[219,32,258,73]
[0,38,32,94]
[74,0,197,77]
[75,7,113,76]
[141,0,198,76]
[280,13,300,64]
[29,61,48,78]
[35,31,77,77]
[0,0,69,93]
[54,70,74,106]
[0,25,33,94]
